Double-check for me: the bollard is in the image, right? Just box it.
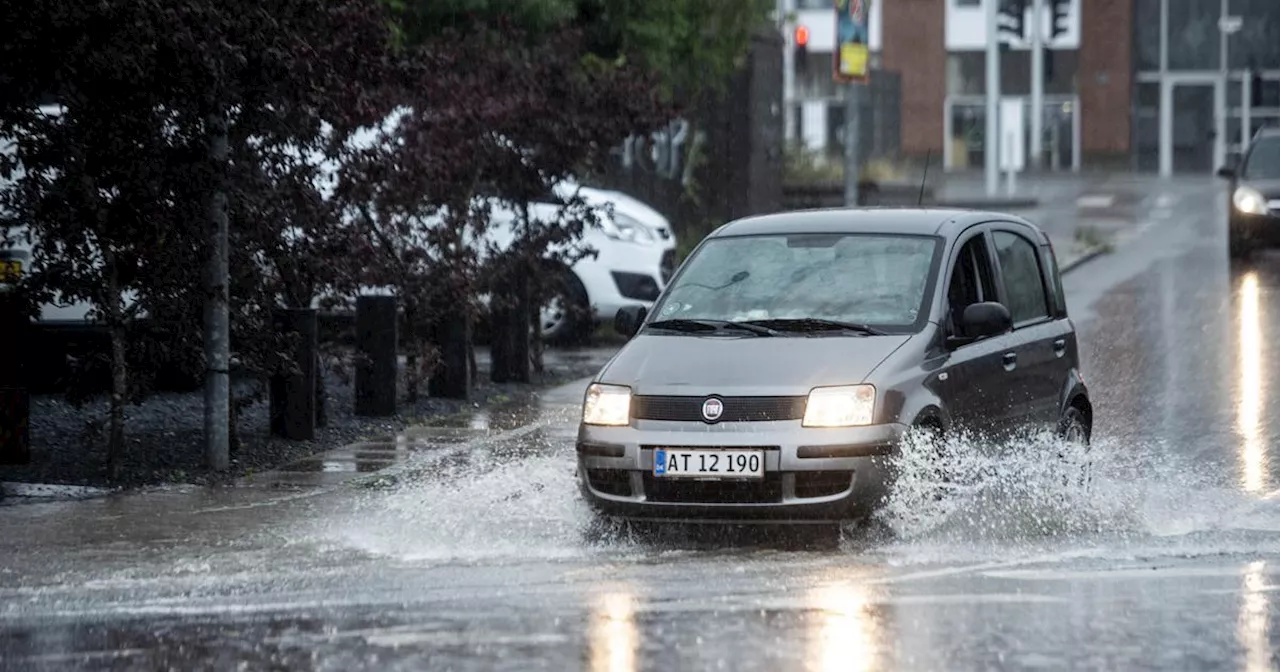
[269,308,318,440]
[428,313,471,400]
[0,290,29,465]
[355,295,397,416]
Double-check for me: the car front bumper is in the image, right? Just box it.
[1230,209,1280,245]
[576,420,906,523]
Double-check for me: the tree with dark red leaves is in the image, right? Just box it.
[0,0,395,475]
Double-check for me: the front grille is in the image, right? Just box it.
[660,250,677,283]
[632,395,806,423]
[642,472,783,504]
[587,469,631,496]
[794,471,854,498]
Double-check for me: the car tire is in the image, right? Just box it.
[1057,405,1092,489]
[538,265,592,346]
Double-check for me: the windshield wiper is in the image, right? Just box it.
[742,318,889,336]
[646,318,778,337]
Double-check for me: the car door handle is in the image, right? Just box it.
[1053,338,1066,357]
[1003,352,1017,370]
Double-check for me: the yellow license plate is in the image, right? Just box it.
[0,260,22,283]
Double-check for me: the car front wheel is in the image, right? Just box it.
[1057,405,1092,488]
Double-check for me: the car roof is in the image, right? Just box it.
[1253,126,1280,142]
[709,207,1048,243]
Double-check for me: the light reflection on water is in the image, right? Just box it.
[587,587,639,672]
[1239,560,1271,672]
[1237,271,1268,494]
[808,581,884,672]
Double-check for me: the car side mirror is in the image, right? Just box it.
[614,305,648,338]
[946,301,1012,348]
[1217,166,1236,180]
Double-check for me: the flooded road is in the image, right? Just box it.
[6,176,1280,670]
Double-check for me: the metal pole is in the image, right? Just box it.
[781,0,796,145]
[985,0,1001,196]
[1030,0,1045,170]
[844,82,863,206]
[204,110,230,471]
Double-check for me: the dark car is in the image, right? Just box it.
[1218,126,1280,260]
[576,208,1093,524]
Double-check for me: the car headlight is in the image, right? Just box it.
[802,385,876,427]
[602,213,656,244]
[1233,186,1270,215]
[582,383,632,426]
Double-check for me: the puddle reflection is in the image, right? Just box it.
[808,581,885,672]
[1239,561,1270,672]
[587,586,639,672]
[1237,271,1269,493]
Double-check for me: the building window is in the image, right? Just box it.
[1229,0,1280,70]
[946,51,1080,96]
[1133,0,1160,72]
[1167,0,1220,70]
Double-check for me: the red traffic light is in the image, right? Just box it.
[794,25,810,47]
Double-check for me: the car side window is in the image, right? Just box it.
[993,230,1050,325]
[946,233,997,336]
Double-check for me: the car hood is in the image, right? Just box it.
[597,333,914,396]
[1243,178,1280,199]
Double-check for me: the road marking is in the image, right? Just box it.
[1077,194,1116,209]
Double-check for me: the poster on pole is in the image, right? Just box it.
[834,0,871,83]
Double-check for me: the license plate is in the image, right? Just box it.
[0,260,21,283]
[653,448,764,479]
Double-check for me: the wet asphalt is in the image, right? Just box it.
[5,175,1280,671]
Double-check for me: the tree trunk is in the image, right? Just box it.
[103,257,128,482]
[404,300,419,403]
[314,352,327,428]
[489,266,518,383]
[203,110,231,471]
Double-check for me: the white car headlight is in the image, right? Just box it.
[602,213,656,244]
[802,385,876,428]
[1233,186,1269,215]
[582,383,632,426]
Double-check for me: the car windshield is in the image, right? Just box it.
[1243,138,1280,180]
[650,232,940,331]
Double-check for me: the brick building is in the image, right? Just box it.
[783,0,1280,175]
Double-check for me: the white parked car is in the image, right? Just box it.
[1,105,678,347]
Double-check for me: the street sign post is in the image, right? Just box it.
[835,0,871,206]
[1030,0,1044,169]
[985,0,1001,195]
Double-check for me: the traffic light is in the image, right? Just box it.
[1049,0,1069,42]
[1044,50,1054,83]
[997,0,1027,42]
[794,24,810,73]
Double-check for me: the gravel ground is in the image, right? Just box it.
[0,346,605,491]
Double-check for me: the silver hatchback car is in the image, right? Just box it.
[576,208,1092,524]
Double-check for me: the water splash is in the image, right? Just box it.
[872,426,1280,565]
[326,446,633,563]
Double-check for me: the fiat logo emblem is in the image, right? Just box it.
[701,397,724,423]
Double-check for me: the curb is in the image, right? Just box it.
[929,197,1041,210]
[1059,245,1109,275]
